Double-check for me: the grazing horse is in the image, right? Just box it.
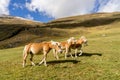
[53,37,76,59]
[23,41,62,67]
[71,36,88,57]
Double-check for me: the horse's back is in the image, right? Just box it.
[29,43,44,54]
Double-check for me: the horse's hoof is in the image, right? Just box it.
[38,64,41,66]
[32,63,35,66]
[75,56,77,58]
[56,58,59,60]
[44,64,47,67]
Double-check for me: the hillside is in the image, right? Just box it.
[0,15,44,41]
[45,12,120,28]
[0,12,120,49]
[0,15,44,48]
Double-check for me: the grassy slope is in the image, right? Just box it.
[0,24,120,80]
[0,16,44,49]
[0,12,120,49]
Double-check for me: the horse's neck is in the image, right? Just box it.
[66,40,72,45]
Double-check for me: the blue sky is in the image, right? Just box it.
[0,0,120,22]
[8,0,54,22]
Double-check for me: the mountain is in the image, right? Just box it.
[45,12,120,28]
[0,12,120,49]
[0,14,43,25]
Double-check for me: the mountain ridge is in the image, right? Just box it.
[0,12,120,49]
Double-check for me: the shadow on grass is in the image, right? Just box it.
[74,52,102,57]
[81,52,102,57]
[27,53,101,67]
[26,60,80,67]
[67,52,102,57]
[47,59,80,65]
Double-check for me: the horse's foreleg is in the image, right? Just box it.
[65,52,67,59]
[65,48,68,59]
[79,49,83,56]
[30,53,35,66]
[69,49,73,58]
[43,53,47,66]
[55,50,59,60]
[53,49,59,60]
[75,48,78,58]
[55,52,59,60]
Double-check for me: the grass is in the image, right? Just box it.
[0,26,120,80]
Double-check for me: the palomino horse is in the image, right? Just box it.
[23,41,62,67]
[53,37,76,59]
[71,36,88,57]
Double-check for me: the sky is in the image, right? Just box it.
[0,0,120,22]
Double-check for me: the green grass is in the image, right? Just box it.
[0,26,120,80]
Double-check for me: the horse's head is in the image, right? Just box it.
[67,37,76,45]
[51,40,62,53]
[80,36,88,46]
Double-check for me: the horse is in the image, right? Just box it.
[53,37,76,59]
[71,36,88,58]
[22,40,62,67]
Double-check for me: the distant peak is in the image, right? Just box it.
[0,14,11,17]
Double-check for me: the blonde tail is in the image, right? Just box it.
[23,44,31,67]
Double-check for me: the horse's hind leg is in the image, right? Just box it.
[30,52,35,66]
[23,53,28,67]
[39,52,47,66]
[53,49,59,60]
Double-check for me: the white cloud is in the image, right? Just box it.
[26,0,95,18]
[25,14,34,20]
[13,3,24,10]
[98,0,120,12]
[26,0,120,19]
[0,0,10,15]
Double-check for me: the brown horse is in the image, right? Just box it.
[53,37,76,59]
[71,36,88,57]
[23,41,62,67]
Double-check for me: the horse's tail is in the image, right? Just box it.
[23,43,32,67]
[23,43,32,55]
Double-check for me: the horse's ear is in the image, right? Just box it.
[80,36,85,39]
[67,38,71,44]
[51,40,53,42]
[70,37,75,40]
[81,36,87,42]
